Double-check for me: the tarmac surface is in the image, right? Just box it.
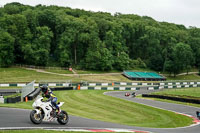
[1,88,200,133]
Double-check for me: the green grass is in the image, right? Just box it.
[76,70,121,74]
[44,69,73,74]
[0,90,193,128]
[0,68,131,83]
[137,87,200,108]
[0,68,73,83]
[151,87,200,98]
[166,74,200,81]
[138,95,200,108]
[0,87,21,89]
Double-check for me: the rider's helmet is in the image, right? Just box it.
[41,85,48,93]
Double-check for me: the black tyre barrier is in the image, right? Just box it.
[5,96,21,103]
[142,94,200,104]
[0,89,21,96]
[50,87,73,91]
[27,88,41,100]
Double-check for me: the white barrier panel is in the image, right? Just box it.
[0,84,9,87]
[168,86,173,88]
[119,87,125,90]
[48,83,56,86]
[142,83,147,86]
[120,82,127,86]
[131,87,136,90]
[17,84,26,87]
[168,83,172,85]
[190,82,194,85]
[63,83,70,86]
[94,87,101,90]
[80,87,88,90]
[176,82,180,85]
[193,84,197,87]
[185,85,189,88]
[177,85,181,88]
[197,82,200,84]
[159,86,164,89]
[107,87,114,90]
[101,83,108,86]
[148,87,154,90]
[89,83,96,86]
[183,82,187,85]
[0,96,4,103]
[132,83,138,85]
[34,83,39,87]
[160,83,165,85]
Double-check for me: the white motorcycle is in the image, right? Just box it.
[30,95,69,125]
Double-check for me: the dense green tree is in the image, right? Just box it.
[0,31,15,67]
[167,43,194,76]
[85,42,113,70]
[114,52,131,70]
[0,2,200,73]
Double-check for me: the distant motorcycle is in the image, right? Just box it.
[125,92,136,97]
[30,95,69,125]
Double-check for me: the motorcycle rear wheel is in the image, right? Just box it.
[30,110,42,124]
[57,110,69,125]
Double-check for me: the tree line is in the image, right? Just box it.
[0,2,200,76]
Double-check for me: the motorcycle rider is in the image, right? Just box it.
[40,85,61,114]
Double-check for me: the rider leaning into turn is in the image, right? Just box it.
[40,85,61,114]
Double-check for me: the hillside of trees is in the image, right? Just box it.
[0,2,200,76]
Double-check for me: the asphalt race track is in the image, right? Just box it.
[1,88,200,133]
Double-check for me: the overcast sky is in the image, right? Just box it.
[0,0,200,28]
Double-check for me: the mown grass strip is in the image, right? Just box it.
[0,68,130,83]
[57,90,193,128]
[140,87,200,108]
[151,87,200,98]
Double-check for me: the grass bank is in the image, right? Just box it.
[0,68,130,83]
[151,87,200,98]
[139,87,200,108]
[166,74,200,80]
[0,90,193,128]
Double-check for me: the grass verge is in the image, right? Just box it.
[0,90,193,128]
[0,68,130,83]
[166,74,200,80]
[151,87,200,98]
[138,87,200,108]
[44,69,73,74]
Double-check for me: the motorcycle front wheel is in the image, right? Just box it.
[57,110,69,125]
[30,110,42,124]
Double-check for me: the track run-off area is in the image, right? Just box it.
[1,88,200,133]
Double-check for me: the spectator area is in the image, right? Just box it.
[123,71,166,81]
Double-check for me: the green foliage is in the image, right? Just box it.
[0,2,200,73]
[85,42,113,70]
[0,31,15,67]
[130,58,146,69]
[114,52,131,70]
[166,43,194,76]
